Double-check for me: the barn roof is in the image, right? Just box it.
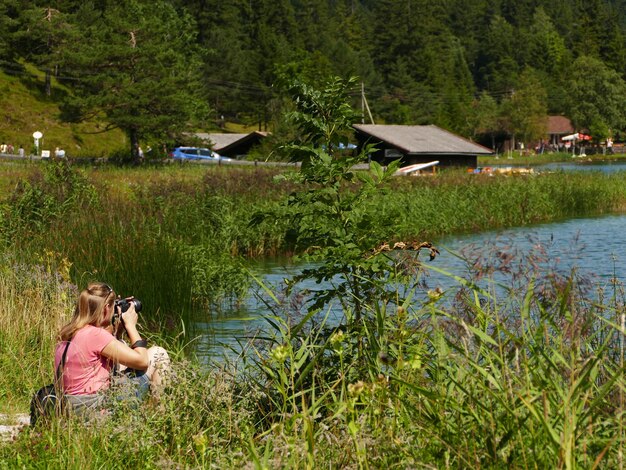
[353,124,493,155]
[547,116,574,135]
[194,131,269,152]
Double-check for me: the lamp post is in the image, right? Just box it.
[32,131,43,156]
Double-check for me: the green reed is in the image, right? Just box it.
[2,162,626,340]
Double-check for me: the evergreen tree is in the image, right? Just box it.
[528,7,568,74]
[0,0,23,65]
[423,33,475,133]
[470,91,500,149]
[58,0,205,160]
[477,15,519,92]
[17,3,75,96]
[181,0,262,124]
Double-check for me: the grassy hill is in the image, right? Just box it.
[0,64,127,157]
[0,64,263,159]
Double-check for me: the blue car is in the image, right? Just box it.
[169,147,230,161]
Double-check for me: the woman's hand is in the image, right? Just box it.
[121,301,138,328]
[103,299,148,370]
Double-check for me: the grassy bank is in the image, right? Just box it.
[1,161,626,467]
[0,66,126,157]
[0,242,625,468]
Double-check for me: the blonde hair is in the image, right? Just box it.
[59,282,115,341]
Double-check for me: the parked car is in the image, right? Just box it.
[169,147,231,161]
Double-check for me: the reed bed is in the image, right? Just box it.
[2,162,626,328]
[2,162,626,466]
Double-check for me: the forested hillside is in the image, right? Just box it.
[2,0,626,156]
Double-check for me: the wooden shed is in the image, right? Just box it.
[353,124,493,168]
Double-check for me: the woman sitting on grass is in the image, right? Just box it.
[55,282,170,415]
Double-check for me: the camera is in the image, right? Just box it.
[115,298,142,314]
[111,298,142,327]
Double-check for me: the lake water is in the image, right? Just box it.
[495,159,626,173]
[193,212,626,360]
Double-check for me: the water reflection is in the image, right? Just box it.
[194,213,626,360]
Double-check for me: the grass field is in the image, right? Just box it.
[1,160,626,467]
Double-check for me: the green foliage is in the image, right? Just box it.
[4,246,626,467]
[3,161,626,466]
[1,161,97,241]
[528,7,568,74]
[566,55,626,138]
[59,0,207,160]
[6,0,626,147]
[239,248,626,468]
[278,75,360,155]
[470,91,500,142]
[254,76,405,319]
[501,68,548,144]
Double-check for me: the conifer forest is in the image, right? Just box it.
[3,0,626,149]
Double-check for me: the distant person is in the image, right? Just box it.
[55,147,66,158]
[607,137,614,155]
[18,146,24,158]
[0,143,6,153]
[137,146,144,161]
[7,144,14,154]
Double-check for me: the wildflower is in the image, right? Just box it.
[270,344,289,363]
[348,380,366,396]
[427,287,444,301]
[329,330,345,346]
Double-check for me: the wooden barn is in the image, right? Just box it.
[353,124,493,168]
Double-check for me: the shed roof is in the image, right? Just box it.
[194,131,268,152]
[547,116,574,135]
[353,124,493,155]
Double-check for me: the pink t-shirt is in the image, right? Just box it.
[54,325,116,395]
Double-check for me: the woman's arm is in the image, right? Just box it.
[101,303,148,370]
[101,338,149,370]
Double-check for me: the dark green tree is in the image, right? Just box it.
[566,55,626,139]
[59,0,206,160]
[17,3,76,96]
[478,15,519,93]
[470,91,500,149]
[528,7,568,74]
[500,68,548,147]
[176,0,262,124]
[0,0,23,65]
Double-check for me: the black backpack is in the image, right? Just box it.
[30,341,71,427]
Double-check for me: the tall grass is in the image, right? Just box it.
[0,250,76,412]
[1,242,625,468]
[379,171,626,239]
[2,162,626,342]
